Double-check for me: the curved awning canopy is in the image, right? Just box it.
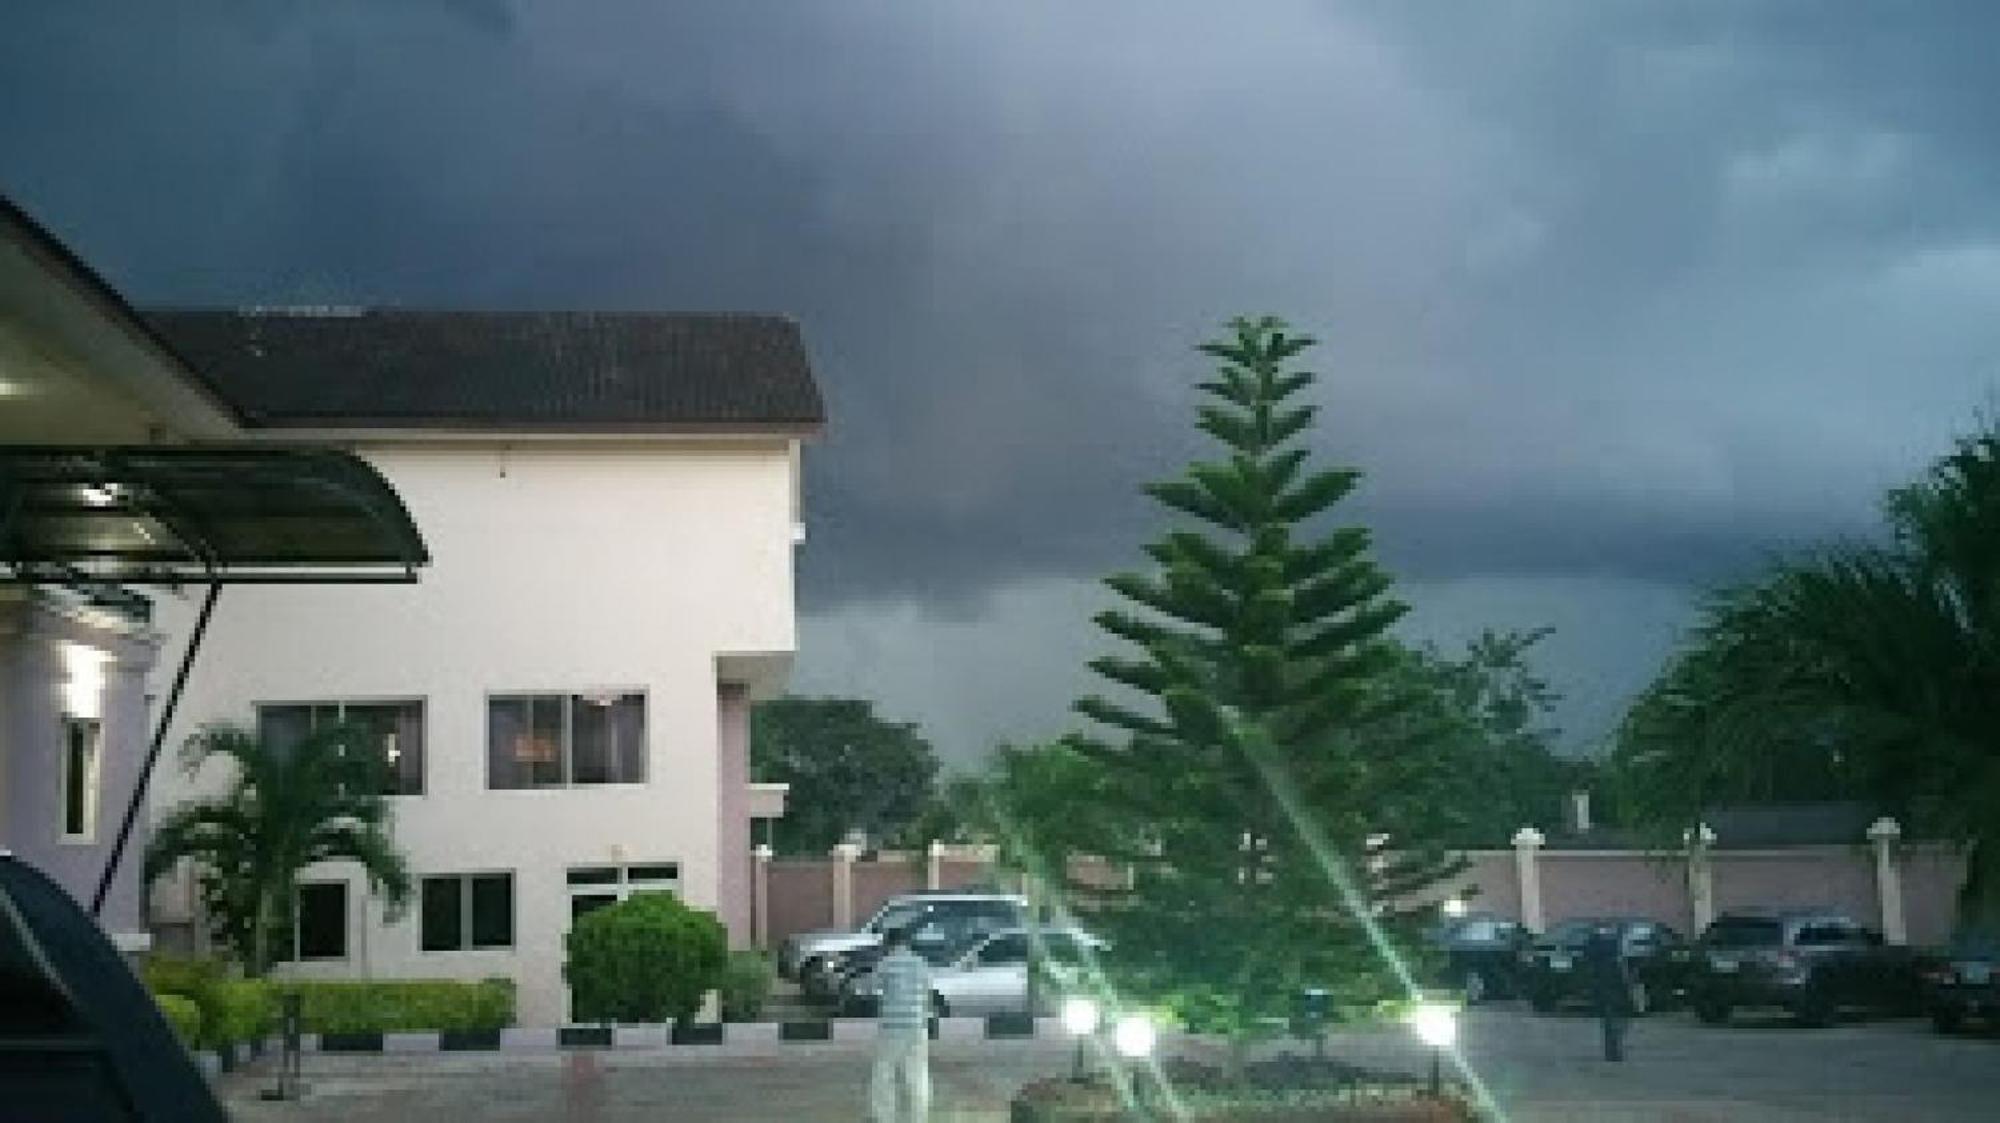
[0,445,428,586]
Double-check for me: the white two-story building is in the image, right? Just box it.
[141,308,823,1024]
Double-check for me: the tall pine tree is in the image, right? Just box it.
[1070,316,1461,1041]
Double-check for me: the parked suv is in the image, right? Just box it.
[1523,917,1693,1015]
[785,892,1026,1000]
[1924,928,1999,1035]
[1691,910,1919,1027]
[1428,913,1531,1004]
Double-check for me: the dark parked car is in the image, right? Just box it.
[1691,910,1921,1027]
[1924,929,1999,1035]
[1429,913,1531,1004]
[1522,917,1693,1015]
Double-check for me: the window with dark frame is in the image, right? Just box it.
[257,700,425,796]
[60,716,101,839]
[421,873,514,951]
[488,692,645,789]
[564,862,679,924]
[294,882,348,960]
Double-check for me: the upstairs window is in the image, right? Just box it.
[257,700,425,796]
[487,692,645,789]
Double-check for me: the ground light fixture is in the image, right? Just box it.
[1061,996,1102,1082]
[1407,1001,1459,1096]
[1112,1012,1158,1060]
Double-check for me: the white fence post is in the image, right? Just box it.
[1512,827,1546,931]
[831,841,862,929]
[1868,817,1908,945]
[752,844,773,948]
[1685,822,1717,933]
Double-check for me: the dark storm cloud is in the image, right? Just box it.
[8,2,2000,755]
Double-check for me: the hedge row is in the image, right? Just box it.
[143,957,514,1046]
[155,993,202,1044]
[285,979,515,1034]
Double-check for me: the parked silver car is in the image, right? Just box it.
[781,891,1025,993]
[848,926,1105,1018]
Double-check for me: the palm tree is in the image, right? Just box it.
[1614,426,2000,928]
[145,722,412,975]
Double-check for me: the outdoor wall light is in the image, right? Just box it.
[1112,1013,1157,1060]
[1441,897,1468,918]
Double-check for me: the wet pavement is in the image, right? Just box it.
[221,1008,2000,1122]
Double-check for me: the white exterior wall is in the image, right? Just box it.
[149,440,798,1024]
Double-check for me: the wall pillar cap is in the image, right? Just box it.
[753,844,774,861]
[1511,826,1546,849]
[1867,816,1903,843]
[927,839,947,858]
[832,841,864,860]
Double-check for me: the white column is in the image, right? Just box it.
[1868,817,1907,945]
[1684,822,1717,933]
[831,842,862,930]
[926,839,946,891]
[1511,827,1546,931]
[752,844,773,948]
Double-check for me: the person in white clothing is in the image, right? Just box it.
[870,923,932,1122]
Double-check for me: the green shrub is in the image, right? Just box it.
[207,980,277,1046]
[278,978,516,1034]
[141,955,226,998]
[155,993,202,1045]
[719,951,775,1022]
[566,893,727,1024]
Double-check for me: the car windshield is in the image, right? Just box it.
[1705,918,1785,948]
[1950,931,2000,960]
[1544,920,1613,947]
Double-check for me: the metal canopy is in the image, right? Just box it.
[0,445,428,585]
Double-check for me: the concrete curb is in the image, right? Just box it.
[219,1015,1082,1065]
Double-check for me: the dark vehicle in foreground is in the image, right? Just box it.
[1691,910,1920,1027]
[1429,913,1531,1004]
[1924,929,1999,1034]
[1523,917,1692,1015]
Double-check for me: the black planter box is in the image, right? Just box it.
[319,1032,385,1053]
[779,1020,831,1042]
[440,1029,503,1051]
[559,1026,613,1048]
[987,1013,1036,1039]
[671,1022,724,1045]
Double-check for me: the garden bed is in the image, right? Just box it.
[1011,1057,1472,1122]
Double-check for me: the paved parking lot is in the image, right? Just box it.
[223,1009,1998,1122]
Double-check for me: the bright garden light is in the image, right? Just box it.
[1441,897,1468,918]
[1061,996,1101,1037]
[1112,1013,1157,1059]
[1408,1002,1458,1049]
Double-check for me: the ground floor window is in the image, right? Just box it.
[59,716,101,840]
[565,862,679,923]
[421,873,515,951]
[291,881,348,960]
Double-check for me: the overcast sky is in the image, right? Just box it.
[7,2,1998,766]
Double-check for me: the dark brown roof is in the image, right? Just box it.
[142,308,825,433]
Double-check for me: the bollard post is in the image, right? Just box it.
[261,990,303,1101]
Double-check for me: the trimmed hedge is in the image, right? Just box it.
[281,978,516,1034]
[143,956,515,1043]
[207,980,278,1046]
[156,993,203,1045]
[720,950,775,1022]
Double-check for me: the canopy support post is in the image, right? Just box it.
[91,582,221,918]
